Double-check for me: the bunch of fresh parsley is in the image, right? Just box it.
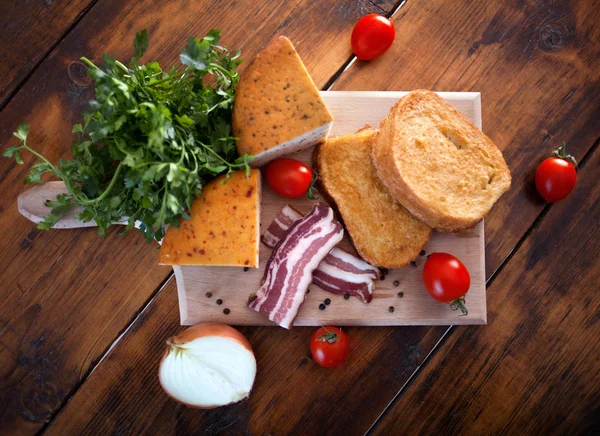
[4,29,250,241]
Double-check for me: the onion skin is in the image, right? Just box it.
[159,323,256,409]
[167,323,253,352]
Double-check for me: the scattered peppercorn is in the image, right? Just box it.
[319,303,326,310]
[410,261,417,268]
[324,298,331,306]
[393,280,400,287]
[389,306,395,313]
[243,267,249,272]
[397,291,404,298]
[380,275,385,280]
[205,292,212,298]
[223,308,230,315]
[216,299,223,305]
[419,250,426,256]
[344,294,350,300]
[380,268,389,275]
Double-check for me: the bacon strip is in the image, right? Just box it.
[261,205,303,248]
[249,203,343,328]
[262,205,379,303]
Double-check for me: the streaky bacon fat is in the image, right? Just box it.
[248,203,343,328]
[262,205,379,303]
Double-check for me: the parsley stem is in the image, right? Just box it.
[80,57,99,70]
[20,144,61,177]
[114,60,130,73]
[147,67,190,87]
[77,163,123,205]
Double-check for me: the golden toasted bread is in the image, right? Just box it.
[316,127,432,268]
[372,90,511,232]
[232,36,333,167]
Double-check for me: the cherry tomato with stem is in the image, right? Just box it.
[423,253,470,315]
[265,158,314,199]
[310,326,350,368]
[351,14,395,61]
[535,143,577,203]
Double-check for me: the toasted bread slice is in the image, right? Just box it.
[316,127,432,268]
[372,90,511,232]
[232,36,333,167]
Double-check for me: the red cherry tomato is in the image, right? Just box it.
[535,156,577,203]
[351,14,395,60]
[265,158,313,199]
[423,253,470,314]
[310,326,350,368]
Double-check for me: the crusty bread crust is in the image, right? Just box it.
[316,127,432,268]
[232,36,333,162]
[372,90,511,232]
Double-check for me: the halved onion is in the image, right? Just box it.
[158,323,256,408]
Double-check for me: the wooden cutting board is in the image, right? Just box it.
[176,91,485,326]
[17,92,485,327]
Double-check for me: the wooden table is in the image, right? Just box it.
[0,1,598,434]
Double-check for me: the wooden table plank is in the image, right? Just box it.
[39,0,599,434]
[0,1,399,434]
[370,143,600,434]
[47,277,449,435]
[0,0,96,107]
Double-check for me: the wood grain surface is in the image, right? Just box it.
[0,0,96,106]
[1,0,598,434]
[0,1,401,434]
[371,142,600,435]
[46,278,450,435]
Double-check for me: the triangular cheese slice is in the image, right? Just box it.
[232,36,333,166]
[159,169,261,267]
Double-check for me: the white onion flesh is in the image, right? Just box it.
[159,325,256,408]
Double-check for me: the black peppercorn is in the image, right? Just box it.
[389,306,395,313]
[393,280,400,287]
[223,308,230,315]
[419,250,426,256]
[344,294,350,300]
[205,292,212,298]
[324,298,331,305]
[319,303,326,310]
[380,275,385,280]
[243,267,249,272]
[216,299,223,305]
[397,292,404,298]
[410,261,417,268]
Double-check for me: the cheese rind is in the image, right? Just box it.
[232,36,333,166]
[158,169,261,267]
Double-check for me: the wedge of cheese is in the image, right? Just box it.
[158,169,261,267]
[232,36,333,167]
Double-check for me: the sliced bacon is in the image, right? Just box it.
[261,205,303,248]
[262,205,379,303]
[249,203,343,329]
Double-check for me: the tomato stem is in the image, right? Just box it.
[449,297,468,316]
[317,327,339,343]
[307,171,320,200]
[553,142,578,168]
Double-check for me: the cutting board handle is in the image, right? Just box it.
[17,182,158,244]
[18,181,110,229]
